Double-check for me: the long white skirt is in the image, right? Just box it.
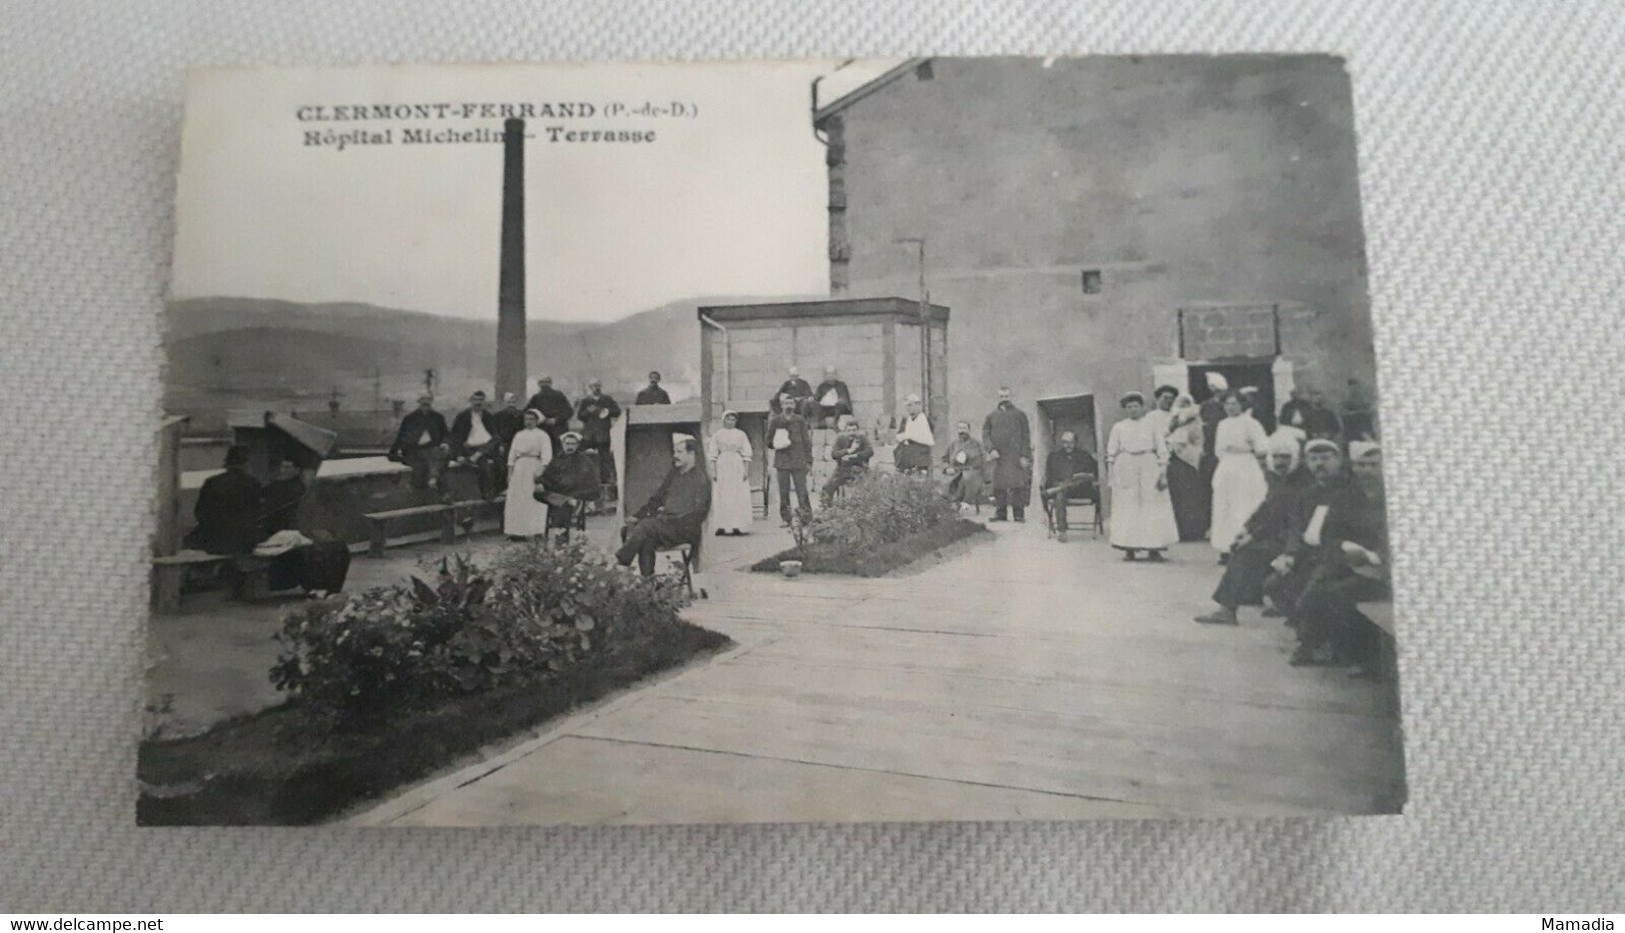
[712,452,754,532]
[1109,452,1178,550]
[504,457,550,536]
[1209,453,1267,553]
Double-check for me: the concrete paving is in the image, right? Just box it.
[354,517,1407,825]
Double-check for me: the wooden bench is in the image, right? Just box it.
[363,495,507,557]
[363,504,456,557]
[151,550,273,615]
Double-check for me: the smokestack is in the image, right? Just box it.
[495,118,527,403]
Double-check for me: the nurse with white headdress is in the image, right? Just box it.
[1209,390,1271,562]
[504,409,553,539]
[708,410,755,535]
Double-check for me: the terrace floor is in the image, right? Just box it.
[346,515,1406,825]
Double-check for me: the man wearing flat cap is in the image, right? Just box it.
[388,393,451,493]
[982,386,1033,522]
[1263,438,1364,627]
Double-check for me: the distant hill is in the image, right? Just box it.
[163,293,819,420]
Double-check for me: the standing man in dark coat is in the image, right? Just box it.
[489,392,526,494]
[635,371,672,405]
[813,365,853,427]
[525,375,574,450]
[574,378,622,499]
[982,386,1034,522]
[617,437,711,577]
[775,366,814,416]
[388,393,451,492]
[767,390,813,526]
[184,445,266,555]
[491,392,526,450]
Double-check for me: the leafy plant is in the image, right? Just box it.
[271,539,692,725]
[804,472,961,554]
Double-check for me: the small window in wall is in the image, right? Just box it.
[1081,269,1102,295]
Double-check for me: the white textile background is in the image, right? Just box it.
[2,0,1622,912]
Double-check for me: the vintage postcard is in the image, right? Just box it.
[143,57,1403,826]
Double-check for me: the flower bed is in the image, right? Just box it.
[750,473,991,577]
[138,540,731,825]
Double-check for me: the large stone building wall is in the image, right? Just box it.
[823,55,1375,459]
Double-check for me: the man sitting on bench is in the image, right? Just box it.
[617,436,711,577]
[1291,442,1390,677]
[185,444,265,556]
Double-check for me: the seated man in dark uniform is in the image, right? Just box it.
[1040,431,1098,543]
[617,437,712,577]
[1263,438,1366,626]
[1291,442,1389,674]
[388,393,450,492]
[536,431,601,540]
[1195,434,1314,625]
[820,414,873,507]
[812,365,853,427]
[184,444,266,555]
[775,366,815,416]
[448,390,504,500]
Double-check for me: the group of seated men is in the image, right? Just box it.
[184,445,352,595]
[1195,438,1390,678]
[768,364,854,426]
[386,371,673,501]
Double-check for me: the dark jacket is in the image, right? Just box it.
[813,379,853,416]
[389,408,449,459]
[1044,447,1098,491]
[490,407,526,448]
[830,431,873,468]
[524,387,574,431]
[767,412,813,471]
[637,464,712,530]
[574,393,622,445]
[1285,474,1368,561]
[449,407,500,454]
[1243,465,1314,544]
[983,403,1033,490]
[635,385,671,405]
[1280,400,1342,440]
[185,467,266,555]
[777,376,814,403]
[539,450,602,501]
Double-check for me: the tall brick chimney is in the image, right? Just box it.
[495,118,527,402]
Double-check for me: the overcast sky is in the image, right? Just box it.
[170,60,898,323]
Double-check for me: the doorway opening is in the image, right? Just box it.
[1035,394,1100,456]
[1186,360,1277,433]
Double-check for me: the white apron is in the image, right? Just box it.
[1209,415,1269,552]
[504,428,552,536]
[709,427,755,531]
[1106,417,1178,550]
